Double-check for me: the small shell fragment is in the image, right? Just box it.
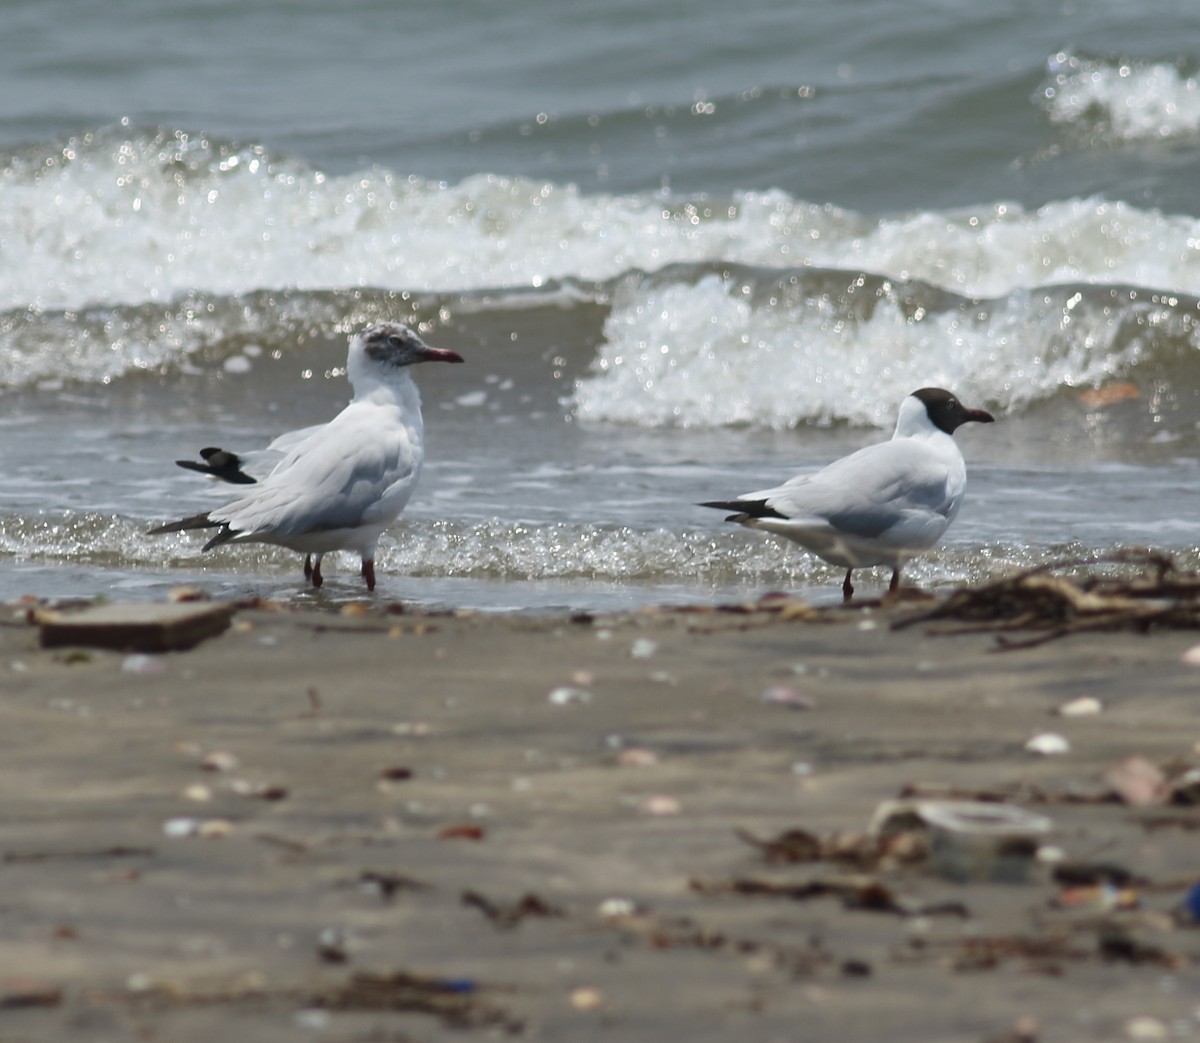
[616,747,659,768]
[630,639,658,659]
[1036,845,1067,865]
[231,779,289,801]
[1025,732,1070,756]
[1124,1016,1169,1041]
[182,784,212,803]
[121,654,165,676]
[163,816,232,839]
[196,819,233,839]
[1056,696,1102,717]
[126,973,155,992]
[201,750,239,773]
[167,586,209,603]
[548,686,592,706]
[1181,644,1200,667]
[569,987,604,1011]
[163,817,200,838]
[759,686,816,710]
[1103,756,1167,807]
[597,897,638,919]
[639,794,681,816]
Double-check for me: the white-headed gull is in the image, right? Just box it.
[151,322,464,591]
[700,388,994,599]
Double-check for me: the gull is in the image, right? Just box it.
[699,387,994,599]
[151,322,464,591]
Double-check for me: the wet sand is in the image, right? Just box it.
[0,594,1198,1042]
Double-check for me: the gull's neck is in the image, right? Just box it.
[893,395,944,442]
[347,354,420,406]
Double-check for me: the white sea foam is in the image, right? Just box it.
[5,128,1200,318]
[6,127,1200,409]
[8,510,1200,605]
[1041,52,1200,143]
[572,274,1190,428]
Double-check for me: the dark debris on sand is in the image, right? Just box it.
[893,549,1200,648]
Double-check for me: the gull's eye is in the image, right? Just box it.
[388,334,407,349]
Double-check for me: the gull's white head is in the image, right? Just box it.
[896,387,995,438]
[346,322,464,389]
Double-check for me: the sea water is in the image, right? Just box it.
[1,0,1199,609]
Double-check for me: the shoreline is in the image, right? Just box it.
[1,590,1198,1041]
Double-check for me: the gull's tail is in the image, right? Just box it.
[147,512,237,552]
[148,511,219,535]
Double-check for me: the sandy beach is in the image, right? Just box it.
[1,589,1199,1042]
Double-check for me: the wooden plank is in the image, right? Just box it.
[38,602,235,653]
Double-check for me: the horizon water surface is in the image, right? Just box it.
[2,0,1200,610]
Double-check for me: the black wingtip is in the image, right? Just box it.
[201,524,237,552]
[698,498,786,520]
[174,448,257,484]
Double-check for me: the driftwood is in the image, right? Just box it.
[893,550,1200,649]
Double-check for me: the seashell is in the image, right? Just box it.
[570,987,604,1011]
[1056,695,1102,716]
[1124,1016,1169,1041]
[760,686,816,710]
[1025,732,1070,756]
[196,819,233,838]
[639,794,681,816]
[121,654,165,676]
[162,817,199,838]
[597,897,638,918]
[548,686,592,706]
[167,586,209,603]
[1103,756,1166,807]
[201,750,239,772]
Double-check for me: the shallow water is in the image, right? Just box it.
[2,0,1199,609]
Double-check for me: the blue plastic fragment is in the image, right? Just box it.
[435,978,477,994]
[1185,881,1200,922]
